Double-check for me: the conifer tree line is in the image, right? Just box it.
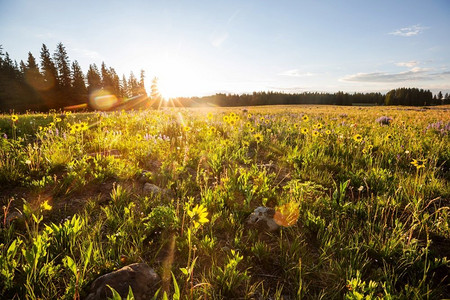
[173,88,449,108]
[0,43,147,112]
[1,43,450,112]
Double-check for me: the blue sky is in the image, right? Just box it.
[1,0,449,98]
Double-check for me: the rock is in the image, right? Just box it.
[85,263,159,300]
[143,183,163,195]
[246,207,280,232]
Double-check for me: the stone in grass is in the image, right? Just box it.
[143,183,164,195]
[85,263,159,300]
[246,207,280,233]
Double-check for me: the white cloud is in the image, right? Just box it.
[278,69,315,77]
[395,61,418,68]
[71,48,101,60]
[389,24,427,37]
[342,68,450,83]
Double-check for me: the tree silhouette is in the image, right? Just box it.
[71,60,87,104]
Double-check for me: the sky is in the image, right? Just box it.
[1,0,450,98]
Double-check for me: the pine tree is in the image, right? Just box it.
[25,52,43,90]
[128,71,139,97]
[40,44,60,108]
[139,69,147,96]
[101,62,113,92]
[87,64,102,94]
[71,60,87,104]
[109,67,121,97]
[121,74,129,99]
[53,43,71,95]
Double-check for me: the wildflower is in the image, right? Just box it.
[367,144,373,150]
[245,122,252,128]
[353,134,363,143]
[187,204,209,229]
[362,148,368,154]
[55,117,62,123]
[136,133,143,141]
[385,134,393,141]
[38,126,43,131]
[73,123,82,132]
[282,118,287,123]
[230,112,236,119]
[40,200,52,211]
[411,159,426,169]
[312,130,319,137]
[207,112,213,120]
[247,113,252,118]
[301,128,308,134]
[302,115,309,122]
[11,115,18,122]
[223,115,230,123]
[249,127,255,133]
[325,130,331,135]
[229,119,236,126]
[316,123,323,129]
[183,126,191,132]
[254,133,263,143]
[265,119,270,124]
[242,140,250,147]
[260,116,265,122]
[80,122,89,131]
[293,123,299,129]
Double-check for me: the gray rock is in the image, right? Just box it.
[143,183,163,195]
[246,207,280,232]
[85,263,159,300]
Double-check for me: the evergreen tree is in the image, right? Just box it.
[40,43,60,108]
[53,42,72,101]
[109,67,121,97]
[71,60,87,104]
[121,74,129,99]
[25,52,43,91]
[101,62,114,92]
[139,69,147,96]
[87,64,102,94]
[128,71,139,97]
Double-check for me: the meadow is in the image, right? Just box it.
[0,105,449,299]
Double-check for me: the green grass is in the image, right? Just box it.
[0,105,449,299]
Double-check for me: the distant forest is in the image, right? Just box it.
[1,43,449,112]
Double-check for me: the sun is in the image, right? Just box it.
[150,57,214,100]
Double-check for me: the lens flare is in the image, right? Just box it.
[89,90,118,110]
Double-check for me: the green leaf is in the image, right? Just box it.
[64,256,77,276]
[107,285,123,300]
[83,242,93,275]
[127,286,135,300]
[172,272,180,300]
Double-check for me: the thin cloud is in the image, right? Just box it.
[395,61,418,68]
[278,69,315,77]
[389,24,427,37]
[71,48,101,59]
[342,68,450,83]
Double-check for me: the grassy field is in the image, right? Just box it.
[0,105,449,299]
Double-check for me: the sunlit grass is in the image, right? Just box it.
[0,105,449,299]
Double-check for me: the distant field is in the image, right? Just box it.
[0,105,449,299]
